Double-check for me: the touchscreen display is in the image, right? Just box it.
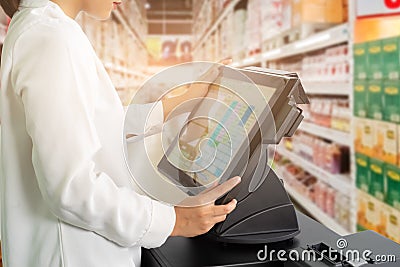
[159,76,276,188]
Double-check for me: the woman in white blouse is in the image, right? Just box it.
[0,0,240,266]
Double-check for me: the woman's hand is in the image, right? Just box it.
[161,58,232,121]
[170,176,241,237]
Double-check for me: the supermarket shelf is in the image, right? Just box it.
[233,23,349,67]
[282,179,351,236]
[193,0,241,52]
[275,146,353,195]
[113,9,147,50]
[299,122,351,146]
[302,81,351,96]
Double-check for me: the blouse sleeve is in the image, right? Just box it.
[11,22,175,248]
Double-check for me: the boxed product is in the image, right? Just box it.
[385,164,400,211]
[382,36,400,80]
[354,118,375,156]
[367,80,383,120]
[334,194,351,230]
[353,80,368,117]
[291,0,344,27]
[367,40,383,80]
[383,80,400,123]
[381,204,400,243]
[353,43,368,80]
[365,194,385,233]
[374,121,398,165]
[314,181,328,212]
[354,16,400,43]
[357,189,370,230]
[369,158,385,201]
[356,153,370,193]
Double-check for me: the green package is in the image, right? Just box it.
[369,158,385,201]
[367,40,383,80]
[382,36,400,80]
[354,80,368,117]
[385,164,400,211]
[354,43,368,80]
[367,80,383,120]
[356,153,370,193]
[383,80,400,123]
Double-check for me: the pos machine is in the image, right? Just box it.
[143,67,400,266]
[157,66,308,244]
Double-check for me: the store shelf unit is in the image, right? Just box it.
[299,121,351,146]
[192,0,241,53]
[274,165,351,235]
[233,23,349,67]
[192,0,356,233]
[302,81,351,96]
[283,178,351,236]
[275,146,353,195]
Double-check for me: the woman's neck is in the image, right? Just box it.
[50,0,81,18]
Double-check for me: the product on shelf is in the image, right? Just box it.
[367,39,383,80]
[374,121,398,165]
[232,8,247,61]
[245,0,262,56]
[274,154,351,231]
[367,80,383,120]
[369,158,385,202]
[303,96,350,132]
[334,193,351,231]
[261,0,291,41]
[290,132,350,174]
[356,153,369,193]
[353,80,368,117]
[280,44,349,83]
[357,189,400,243]
[385,164,400,211]
[383,80,400,123]
[353,43,368,80]
[382,206,400,243]
[365,193,384,233]
[354,118,375,157]
[291,0,345,28]
[382,36,400,80]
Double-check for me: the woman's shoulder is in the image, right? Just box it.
[6,6,87,51]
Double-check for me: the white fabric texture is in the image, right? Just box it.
[0,1,175,266]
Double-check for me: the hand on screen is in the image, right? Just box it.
[161,58,232,121]
[186,58,233,99]
[170,176,241,237]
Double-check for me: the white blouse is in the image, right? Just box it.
[0,1,175,266]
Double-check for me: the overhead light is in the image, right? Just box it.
[294,33,331,49]
[144,2,151,9]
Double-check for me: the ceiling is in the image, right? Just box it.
[144,0,193,35]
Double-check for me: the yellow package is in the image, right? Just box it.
[374,121,398,165]
[365,194,385,233]
[381,204,400,243]
[357,190,369,229]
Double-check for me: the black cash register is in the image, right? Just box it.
[143,67,400,266]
